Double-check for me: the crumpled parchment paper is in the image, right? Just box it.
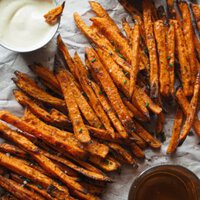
[0,0,199,199]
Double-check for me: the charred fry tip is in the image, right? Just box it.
[11,77,18,84]
[178,138,185,146]
[14,71,21,77]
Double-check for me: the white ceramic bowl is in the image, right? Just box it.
[0,0,59,53]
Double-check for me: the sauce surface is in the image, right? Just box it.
[134,173,190,200]
[0,0,57,51]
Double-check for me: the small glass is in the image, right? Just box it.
[128,165,200,200]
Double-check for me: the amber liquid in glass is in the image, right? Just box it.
[134,173,190,200]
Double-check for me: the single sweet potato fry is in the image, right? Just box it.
[129,24,140,97]
[179,3,197,85]
[173,20,193,96]
[143,0,159,98]
[176,88,200,137]
[167,107,183,154]
[154,20,170,96]
[44,2,65,25]
[167,21,175,95]
[179,72,200,143]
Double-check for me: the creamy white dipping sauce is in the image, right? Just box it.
[0,0,58,52]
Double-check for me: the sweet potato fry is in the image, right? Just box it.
[1,142,111,182]
[122,18,132,41]
[0,122,86,193]
[95,47,129,96]
[10,173,54,200]
[167,21,175,95]
[89,1,121,33]
[65,70,101,128]
[91,81,128,139]
[179,72,200,143]
[122,98,148,122]
[135,122,161,149]
[89,155,121,172]
[138,88,162,115]
[57,35,77,76]
[87,126,122,142]
[154,20,170,96]
[129,24,140,97]
[74,13,131,72]
[24,110,109,159]
[132,89,150,118]
[0,152,69,199]
[29,63,61,92]
[107,142,136,165]
[49,108,70,126]
[0,111,86,159]
[14,90,67,127]
[167,107,183,154]
[13,71,65,109]
[130,131,147,149]
[156,111,165,135]
[55,68,91,144]
[143,0,159,98]
[173,20,193,96]
[179,3,197,85]
[176,88,200,137]
[74,67,115,138]
[118,0,143,30]
[0,175,45,200]
[91,17,131,62]
[130,143,145,159]
[44,2,65,25]
[86,48,136,134]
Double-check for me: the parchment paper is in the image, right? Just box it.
[0,0,200,199]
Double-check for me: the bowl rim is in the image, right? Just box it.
[0,0,60,53]
[128,164,200,200]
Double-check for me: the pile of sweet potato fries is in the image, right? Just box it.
[0,1,199,199]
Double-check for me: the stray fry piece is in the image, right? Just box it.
[129,24,140,97]
[167,107,183,154]
[179,72,200,143]
[44,2,65,25]
[154,20,170,96]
